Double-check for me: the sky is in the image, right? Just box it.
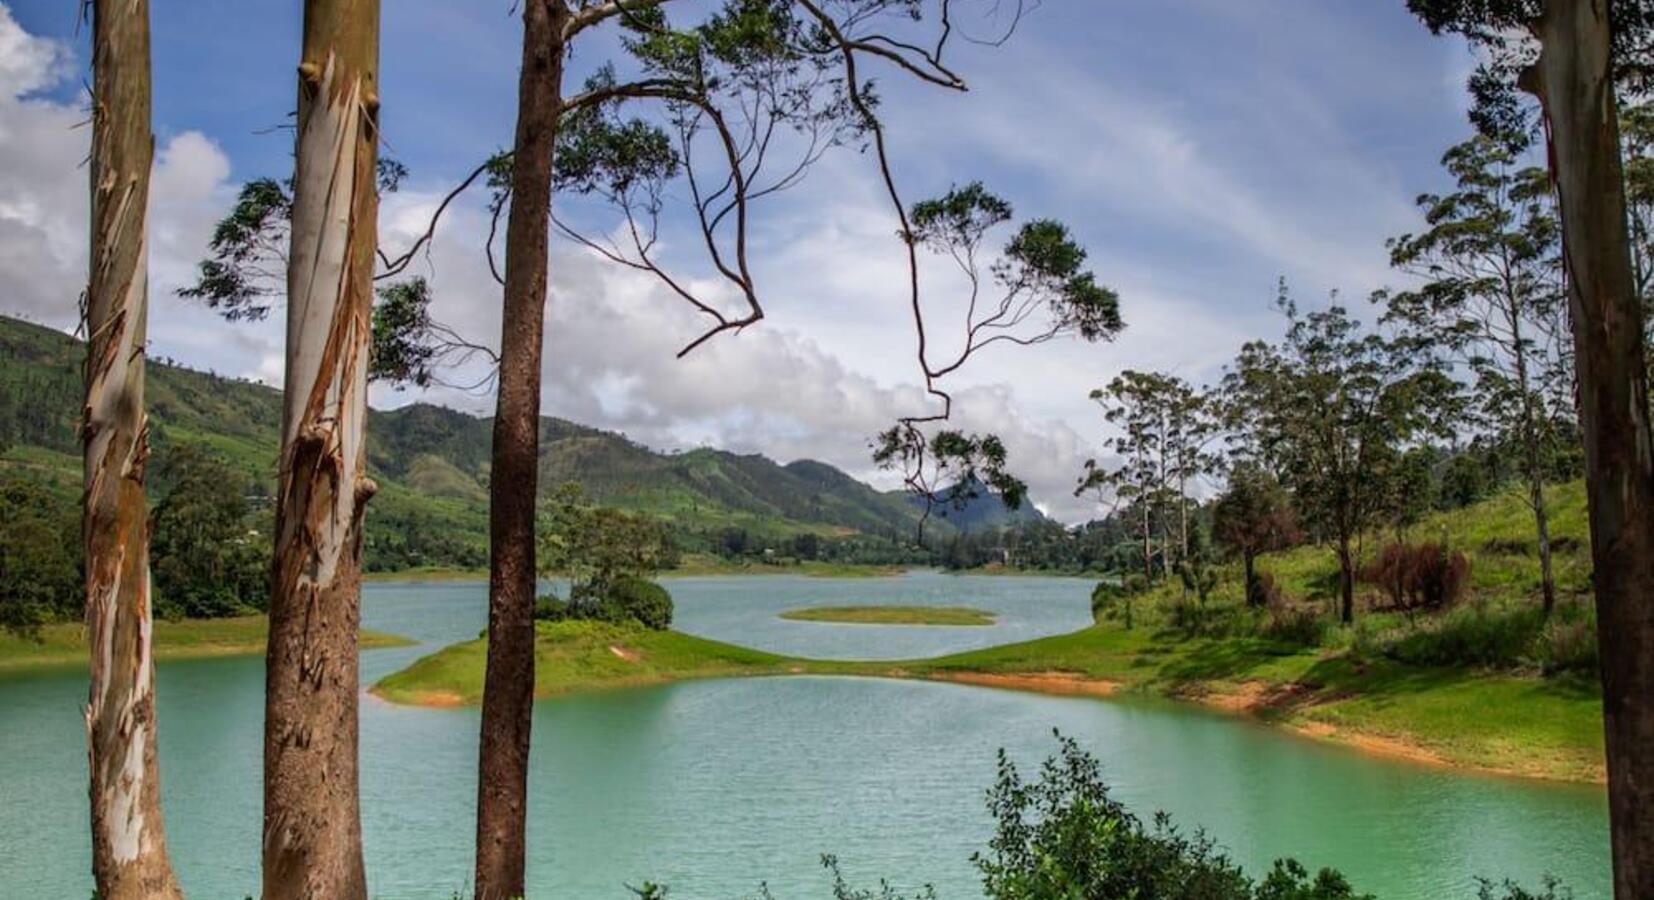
[0,1,1479,521]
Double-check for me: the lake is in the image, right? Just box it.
[0,572,1611,898]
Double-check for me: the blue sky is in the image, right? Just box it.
[0,1,1479,519]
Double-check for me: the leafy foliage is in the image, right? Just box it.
[538,482,679,616]
[150,444,269,619]
[973,733,1371,900]
[0,476,79,635]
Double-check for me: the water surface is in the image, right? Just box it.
[0,576,1610,898]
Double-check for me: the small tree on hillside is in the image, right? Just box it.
[1224,286,1454,624]
[1211,465,1299,608]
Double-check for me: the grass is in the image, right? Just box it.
[371,620,815,705]
[0,616,414,672]
[372,614,1604,781]
[779,605,996,626]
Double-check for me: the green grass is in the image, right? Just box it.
[886,621,1604,781]
[780,605,996,626]
[0,616,414,672]
[372,620,817,705]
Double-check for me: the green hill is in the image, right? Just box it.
[0,315,1018,570]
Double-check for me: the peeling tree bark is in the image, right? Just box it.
[262,1,380,897]
[1527,1,1654,895]
[83,1,184,897]
[474,2,566,897]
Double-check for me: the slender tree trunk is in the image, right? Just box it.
[262,2,379,897]
[1528,3,1654,895]
[475,3,566,897]
[1336,532,1355,625]
[1243,550,1258,608]
[84,3,183,896]
[1511,297,1559,616]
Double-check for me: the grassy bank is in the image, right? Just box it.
[371,620,830,705]
[780,605,996,626]
[0,616,414,672]
[372,482,1608,783]
[372,615,1603,782]
[893,624,1604,783]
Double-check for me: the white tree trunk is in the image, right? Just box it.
[262,3,379,897]
[84,1,183,896]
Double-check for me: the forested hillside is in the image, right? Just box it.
[0,315,1033,572]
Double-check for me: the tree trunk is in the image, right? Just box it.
[84,2,183,896]
[1336,534,1355,625]
[475,3,566,897]
[262,2,379,897]
[1243,550,1258,608]
[1140,499,1152,581]
[1528,3,1654,895]
[1511,291,1559,616]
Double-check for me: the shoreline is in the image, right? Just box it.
[372,624,1607,786]
[0,617,414,673]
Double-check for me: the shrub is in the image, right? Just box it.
[607,575,673,630]
[1248,570,1284,609]
[1384,606,1543,669]
[1359,542,1470,614]
[1263,590,1327,647]
[535,577,674,630]
[1533,614,1599,676]
[1089,581,1118,621]
[973,733,1370,900]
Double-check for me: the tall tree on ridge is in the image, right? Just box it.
[262,0,381,896]
[83,0,184,895]
[1380,134,1572,616]
[1409,2,1654,892]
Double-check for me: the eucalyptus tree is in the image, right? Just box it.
[472,6,1119,895]
[874,181,1123,533]
[1409,3,1654,891]
[1379,134,1571,615]
[261,0,383,896]
[1225,289,1453,624]
[82,0,184,895]
[1076,371,1210,580]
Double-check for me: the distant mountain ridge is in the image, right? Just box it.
[0,315,1038,561]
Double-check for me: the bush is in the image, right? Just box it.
[973,733,1370,900]
[607,576,673,630]
[1089,581,1117,620]
[1534,614,1599,676]
[1384,606,1543,669]
[1263,588,1327,647]
[1359,542,1470,614]
[1248,569,1284,609]
[535,577,673,630]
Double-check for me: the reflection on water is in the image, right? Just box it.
[0,577,1610,899]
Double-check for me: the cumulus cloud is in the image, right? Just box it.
[0,4,252,373]
[0,1,1473,524]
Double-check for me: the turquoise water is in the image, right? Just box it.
[0,575,1610,898]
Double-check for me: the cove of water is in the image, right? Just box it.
[0,572,1610,899]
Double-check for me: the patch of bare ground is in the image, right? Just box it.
[929,671,1123,697]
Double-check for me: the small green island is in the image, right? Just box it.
[778,605,997,626]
